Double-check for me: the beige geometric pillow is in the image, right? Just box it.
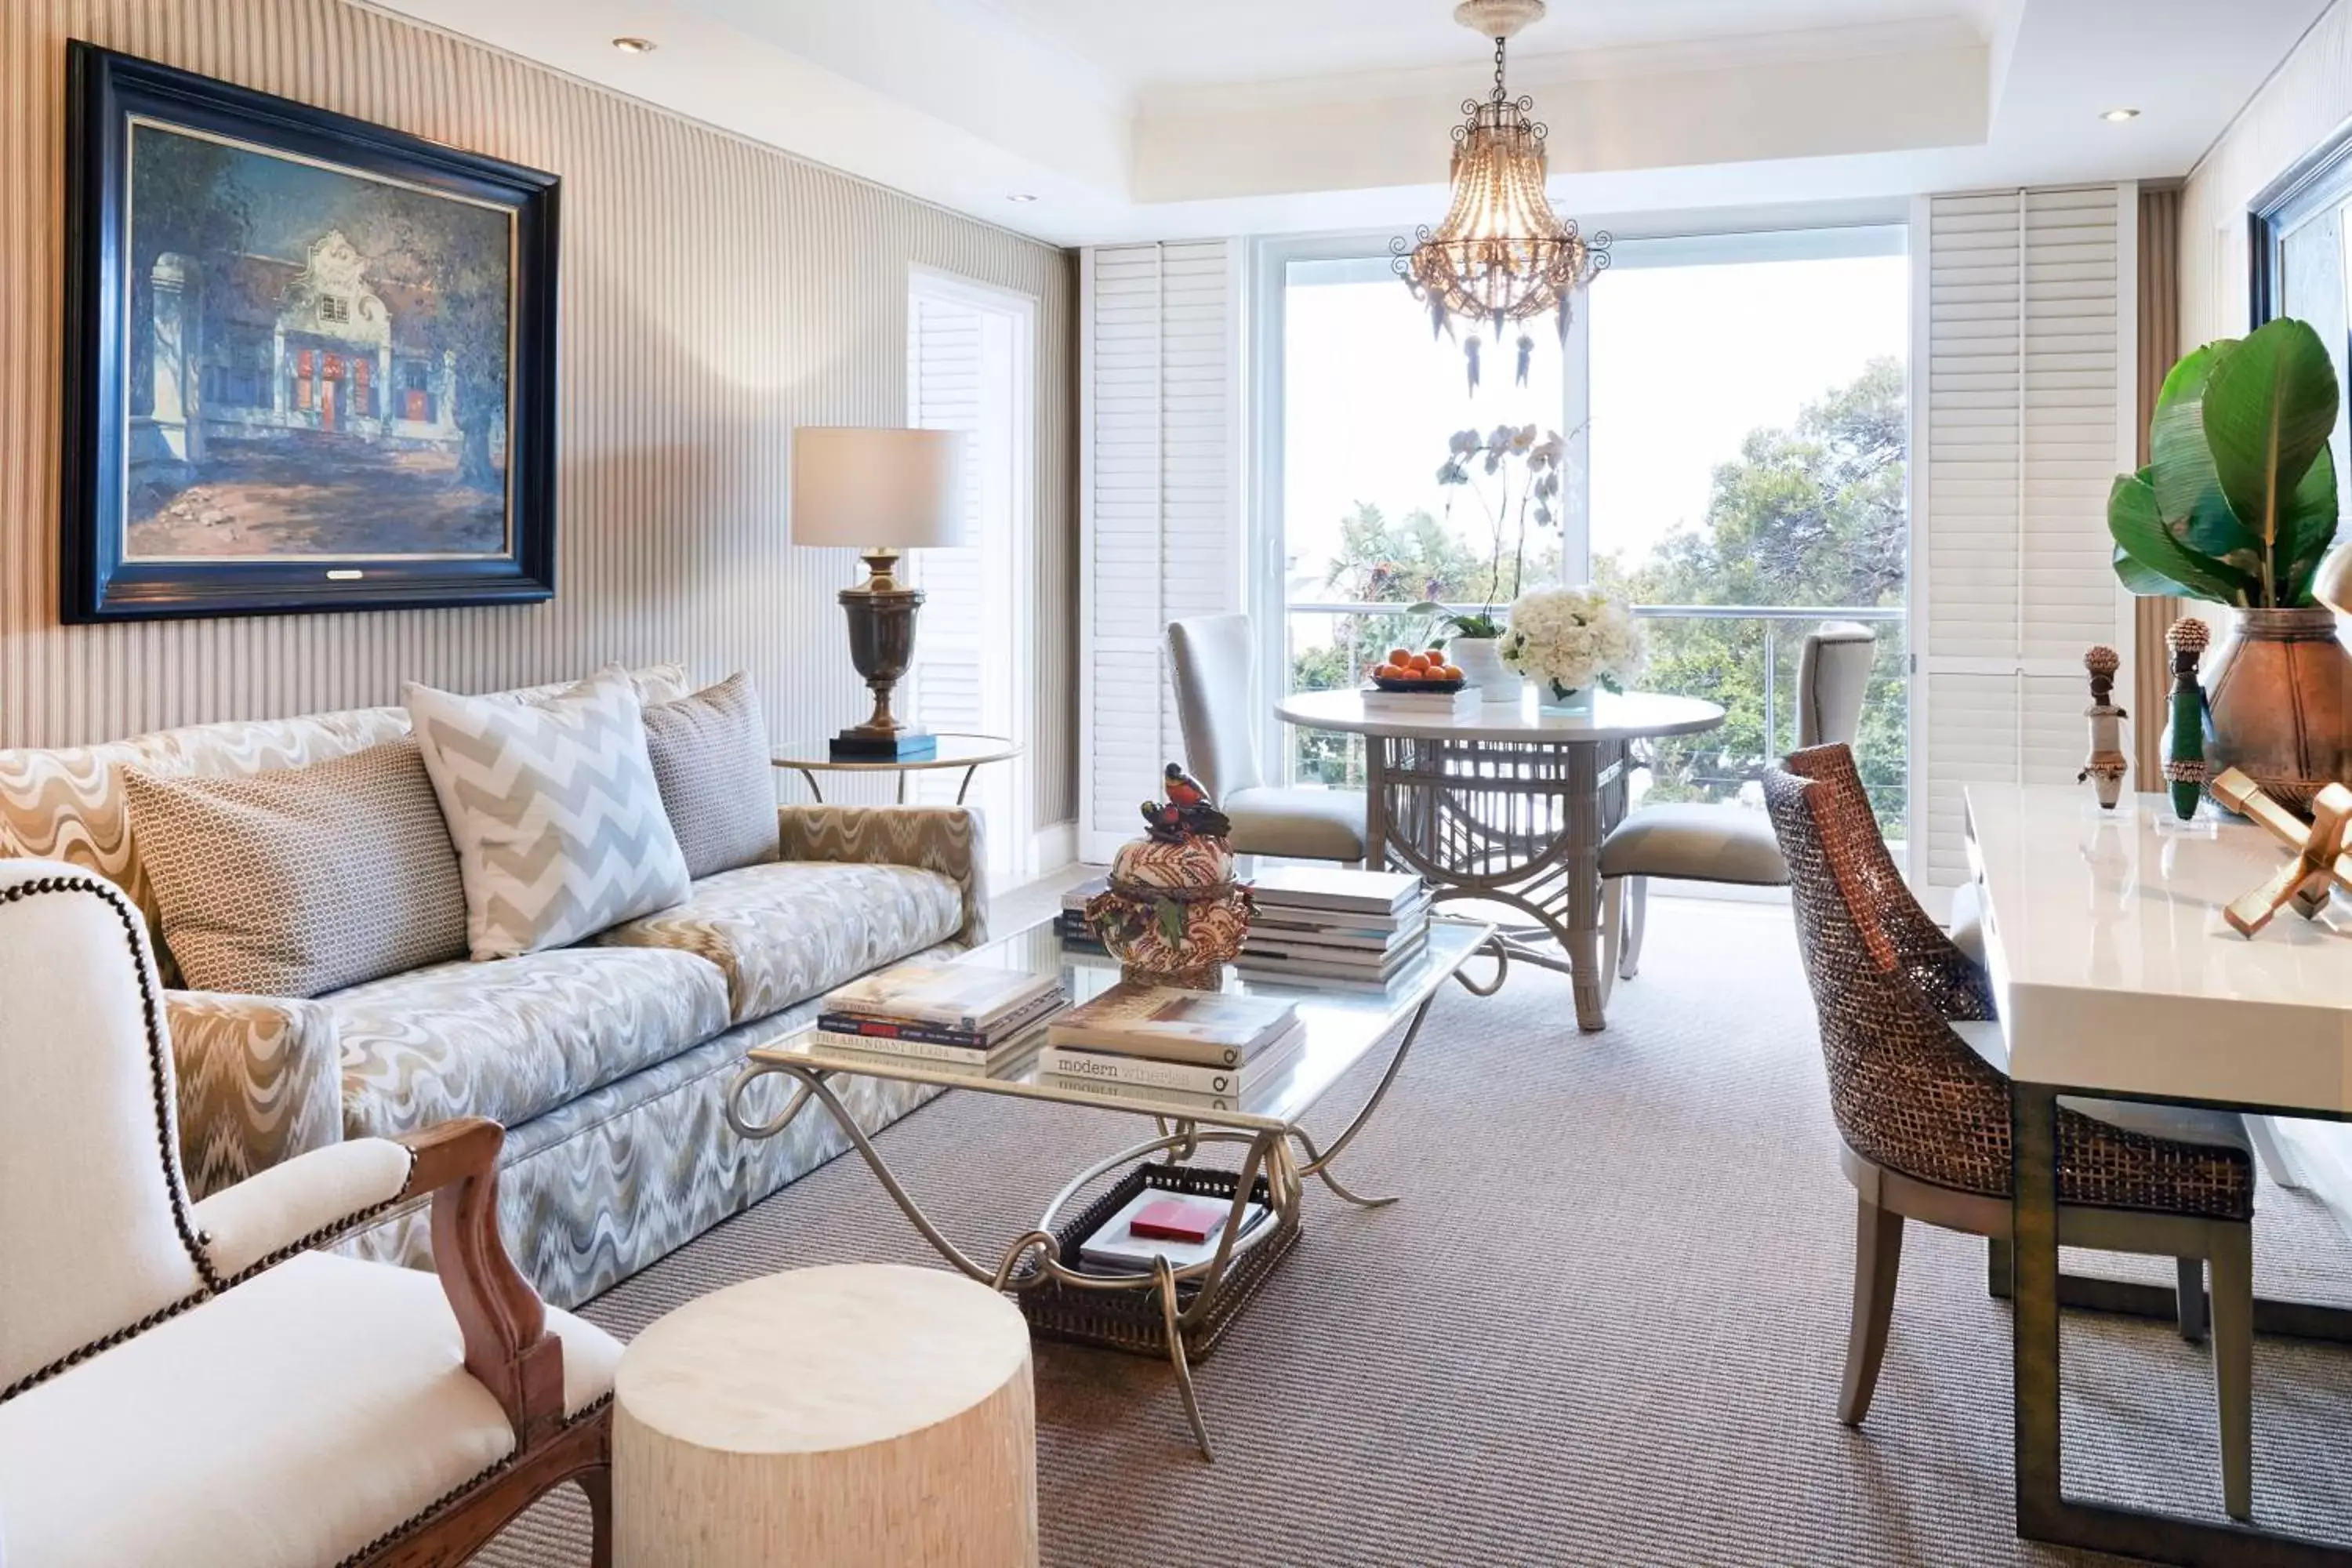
[122,740,467,998]
[405,666,692,960]
[642,673,779,880]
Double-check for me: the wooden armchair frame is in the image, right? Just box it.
[364,1116,612,1568]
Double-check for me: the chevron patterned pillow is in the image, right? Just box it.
[405,666,692,960]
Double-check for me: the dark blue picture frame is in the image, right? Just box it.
[62,42,561,622]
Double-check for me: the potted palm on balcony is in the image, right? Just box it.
[2111,316,2352,808]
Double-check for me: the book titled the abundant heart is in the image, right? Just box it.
[822,960,1062,1034]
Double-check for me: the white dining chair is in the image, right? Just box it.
[1602,622,1877,979]
[1167,615,1367,866]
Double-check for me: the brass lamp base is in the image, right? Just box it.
[832,548,936,761]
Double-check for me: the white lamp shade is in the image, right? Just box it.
[789,427,968,550]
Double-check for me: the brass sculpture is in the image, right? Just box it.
[2208,767,2352,936]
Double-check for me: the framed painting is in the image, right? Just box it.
[62,42,560,622]
[2251,118,2352,510]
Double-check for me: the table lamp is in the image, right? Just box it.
[791,426,968,760]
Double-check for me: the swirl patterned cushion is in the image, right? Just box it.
[595,858,964,1025]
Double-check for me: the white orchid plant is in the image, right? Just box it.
[1498,585,1646,701]
[1412,423,1567,641]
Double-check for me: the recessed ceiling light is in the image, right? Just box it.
[1007,193,1039,203]
[2101,107,2140,122]
[611,36,656,55]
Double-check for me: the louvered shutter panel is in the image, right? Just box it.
[907,294,985,803]
[1080,241,1241,862]
[1919,187,2133,888]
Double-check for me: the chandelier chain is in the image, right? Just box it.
[1492,35,1507,101]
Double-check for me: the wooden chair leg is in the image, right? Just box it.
[1617,875,1648,981]
[581,1464,612,1568]
[2209,1226,2255,1523]
[2175,1256,2209,1343]
[1839,1195,1905,1426]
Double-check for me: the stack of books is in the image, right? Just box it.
[814,961,1065,1073]
[1359,683,1481,719]
[1039,981,1302,1098]
[1054,874,1109,954]
[1076,1187,1272,1276]
[1240,866,1430,989]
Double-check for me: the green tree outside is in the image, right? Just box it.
[1290,358,1910,833]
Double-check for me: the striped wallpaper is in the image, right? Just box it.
[0,0,1078,830]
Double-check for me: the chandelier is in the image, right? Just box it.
[1393,0,1609,390]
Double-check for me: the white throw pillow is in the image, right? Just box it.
[405,666,691,960]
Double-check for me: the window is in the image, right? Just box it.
[318,295,350,324]
[906,267,1041,885]
[1259,224,1911,844]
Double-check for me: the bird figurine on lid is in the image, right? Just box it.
[1086,764,1252,985]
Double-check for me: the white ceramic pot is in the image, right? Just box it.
[1450,635,1524,704]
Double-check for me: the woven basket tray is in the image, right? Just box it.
[1015,1162,1298,1363]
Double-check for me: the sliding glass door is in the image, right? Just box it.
[1258,223,1911,846]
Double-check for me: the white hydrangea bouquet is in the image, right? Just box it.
[1497,586,1645,709]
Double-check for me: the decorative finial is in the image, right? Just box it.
[2079,645,2129,808]
[2167,617,2210,659]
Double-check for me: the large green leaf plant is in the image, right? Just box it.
[2111,316,2343,608]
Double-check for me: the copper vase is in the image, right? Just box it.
[2203,606,2352,813]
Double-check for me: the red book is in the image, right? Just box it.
[1127,1196,1227,1245]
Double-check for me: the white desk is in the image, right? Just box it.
[1965,786,2352,1116]
[1965,784,2352,1566]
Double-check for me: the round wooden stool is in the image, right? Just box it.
[613,1264,1037,1568]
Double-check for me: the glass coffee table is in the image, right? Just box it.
[724,913,1499,1457]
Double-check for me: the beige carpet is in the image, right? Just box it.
[477,902,2352,1566]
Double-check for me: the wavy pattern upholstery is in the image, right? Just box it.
[341,982,954,1305]
[597,859,964,1025]
[777,803,987,946]
[331,946,731,1139]
[165,993,346,1200]
[0,669,985,1308]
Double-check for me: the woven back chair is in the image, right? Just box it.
[1766,744,2260,1519]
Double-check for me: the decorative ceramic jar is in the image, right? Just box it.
[1083,764,1254,987]
[1449,634,1524,704]
[2201,607,2352,814]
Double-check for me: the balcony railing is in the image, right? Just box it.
[1283,601,1909,836]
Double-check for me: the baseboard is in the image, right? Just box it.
[1030,820,1077,877]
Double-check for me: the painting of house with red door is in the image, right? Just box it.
[124,120,514,561]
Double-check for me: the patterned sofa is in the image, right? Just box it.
[0,665,981,1308]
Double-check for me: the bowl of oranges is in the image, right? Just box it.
[1369,646,1468,693]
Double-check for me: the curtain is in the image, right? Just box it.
[2132,186,2183,782]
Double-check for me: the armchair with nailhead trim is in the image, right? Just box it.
[0,860,615,1568]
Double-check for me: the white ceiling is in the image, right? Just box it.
[982,0,2005,88]
[365,0,2329,245]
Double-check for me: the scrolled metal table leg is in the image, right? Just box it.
[990,1229,1060,1292]
[1287,993,1435,1204]
[723,1061,817,1141]
[754,1064,1033,1290]
[1455,938,1510,996]
[1155,1254,1214,1460]
[1286,1126,1396,1209]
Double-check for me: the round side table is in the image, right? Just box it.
[614,1264,1037,1568]
[772,732,1021,805]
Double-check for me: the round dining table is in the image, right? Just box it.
[1276,686,1727,1032]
